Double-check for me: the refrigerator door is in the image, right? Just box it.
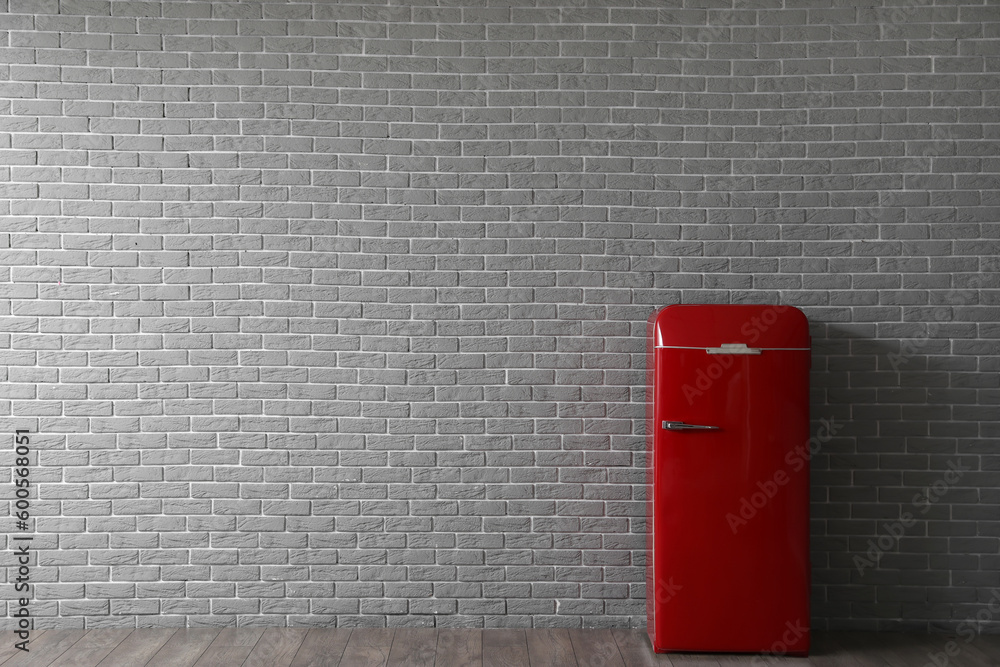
[647,305,810,655]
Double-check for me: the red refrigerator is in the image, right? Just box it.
[646,304,811,656]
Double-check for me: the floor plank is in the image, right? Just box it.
[923,635,997,667]
[386,628,437,667]
[243,628,309,667]
[975,634,1000,653]
[191,627,265,667]
[143,629,221,667]
[482,629,528,667]
[969,635,1000,667]
[827,632,901,667]
[43,629,133,667]
[337,628,394,667]
[726,650,815,667]
[526,628,577,667]
[3,630,85,667]
[720,645,812,667]
[713,655,770,667]
[806,632,868,667]
[288,629,352,667]
[94,628,175,667]
[434,628,481,667]
[650,653,719,667]
[612,629,676,667]
[0,630,45,665]
[568,629,626,667]
[868,632,953,667]
[1,627,996,667]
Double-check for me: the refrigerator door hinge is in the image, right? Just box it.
[705,343,761,355]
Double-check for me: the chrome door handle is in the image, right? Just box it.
[662,421,720,431]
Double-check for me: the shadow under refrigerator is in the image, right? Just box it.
[646,304,811,656]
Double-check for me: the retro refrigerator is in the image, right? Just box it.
[646,304,811,655]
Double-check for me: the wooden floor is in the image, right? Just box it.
[0,628,998,667]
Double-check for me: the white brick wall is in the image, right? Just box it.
[0,0,998,632]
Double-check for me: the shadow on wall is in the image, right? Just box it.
[810,320,987,633]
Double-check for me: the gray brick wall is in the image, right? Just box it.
[0,0,998,633]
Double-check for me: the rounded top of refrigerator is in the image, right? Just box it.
[651,304,809,350]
